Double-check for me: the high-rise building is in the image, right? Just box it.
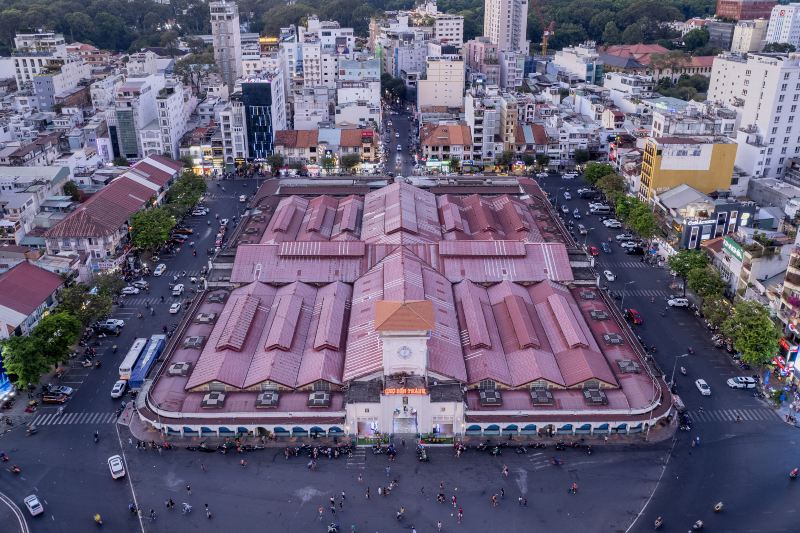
[765,3,800,47]
[716,0,777,21]
[417,56,466,110]
[708,52,800,178]
[113,75,166,160]
[12,31,68,89]
[483,0,529,53]
[730,19,768,53]
[210,0,243,88]
[241,70,287,161]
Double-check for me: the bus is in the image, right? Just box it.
[129,334,167,390]
[118,338,148,381]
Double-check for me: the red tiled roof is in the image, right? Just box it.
[0,262,62,316]
[340,129,375,147]
[420,123,472,147]
[374,300,435,331]
[275,130,319,149]
[688,56,715,68]
[361,182,442,244]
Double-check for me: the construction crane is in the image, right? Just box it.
[530,0,555,57]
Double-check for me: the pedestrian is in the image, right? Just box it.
[365,487,370,499]
[401,438,406,447]
[128,437,133,447]
[330,496,335,508]
[420,486,425,495]
[437,520,442,532]
[385,465,391,477]
[457,507,463,523]
[201,463,207,472]
[518,496,523,506]
[491,494,498,507]
[377,486,383,497]
[318,506,324,521]
[500,488,505,499]
[357,473,363,482]
[330,504,336,515]
[205,503,212,519]
[186,484,192,495]
[452,495,457,507]
[502,465,509,477]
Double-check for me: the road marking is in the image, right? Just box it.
[31,411,117,426]
[688,407,777,423]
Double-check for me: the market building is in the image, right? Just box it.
[138,180,670,441]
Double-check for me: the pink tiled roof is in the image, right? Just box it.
[0,261,62,316]
[343,248,466,382]
[361,182,442,244]
[230,244,366,284]
[440,243,573,283]
[261,195,363,243]
[438,194,542,241]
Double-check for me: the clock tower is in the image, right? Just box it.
[374,300,433,376]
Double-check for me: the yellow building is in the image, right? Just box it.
[639,137,737,201]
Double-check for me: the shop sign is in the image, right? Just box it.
[384,387,427,395]
[723,236,744,262]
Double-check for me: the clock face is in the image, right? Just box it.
[397,345,412,359]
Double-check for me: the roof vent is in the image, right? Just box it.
[579,290,596,300]
[307,391,331,407]
[183,335,206,349]
[195,312,217,324]
[207,292,227,303]
[617,359,641,373]
[583,388,608,405]
[530,387,554,405]
[255,390,280,408]
[167,362,192,376]
[201,391,226,408]
[479,389,503,406]
[590,310,609,320]
[602,333,624,345]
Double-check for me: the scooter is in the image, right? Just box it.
[680,366,687,376]
[790,467,799,479]
[654,516,663,529]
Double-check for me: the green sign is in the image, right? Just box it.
[723,236,743,262]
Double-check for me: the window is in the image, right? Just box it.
[767,148,773,155]
[313,380,330,392]
[479,379,496,390]
[785,73,791,80]
[782,84,788,91]
[772,127,778,134]
[778,106,783,113]
[780,95,786,102]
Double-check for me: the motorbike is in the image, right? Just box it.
[327,525,339,533]
[94,431,100,443]
[554,442,567,451]
[585,445,593,456]
[550,457,564,466]
[515,446,527,455]
[692,520,704,530]
[25,426,37,436]
[687,346,695,355]
[790,468,799,479]
[714,502,724,513]
[9,465,21,474]
[490,446,502,456]
[654,517,663,529]
[680,366,687,376]
[82,359,93,368]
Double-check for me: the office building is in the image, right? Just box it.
[731,19,768,53]
[241,71,287,161]
[113,75,166,160]
[417,56,466,110]
[716,0,777,21]
[553,42,604,85]
[765,3,800,47]
[210,0,243,88]
[483,0,529,53]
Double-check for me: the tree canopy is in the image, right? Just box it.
[583,162,615,185]
[721,301,780,365]
[130,207,176,251]
[686,265,725,300]
[668,249,708,279]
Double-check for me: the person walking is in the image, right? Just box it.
[500,488,505,499]
[205,504,212,519]
[451,495,457,508]
[502,465,509,477]
[457,507,463,523]
[365,487,370,499]
[491,494,498,507]
[437,520,443,532]
[186,484,192,496]
[318,506,324,521]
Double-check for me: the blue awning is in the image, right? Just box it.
[578,424,591,430]
[201,427,214,434]
[523,424,537,431]
[218,427,234,433]
[559,424,573,430]
[503,424,519,431]
[596,423,609,430]
[292,426,307,434]
[237,427,249,434]
[328,426,343,433]
[466,425,481,431]
[183,427,197,433]
[310,426,324,434]
[485,424,500,431]
[274,427,289,433]
[614,423,628,429]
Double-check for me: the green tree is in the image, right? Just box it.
[668,249,709,296]
[686,265,725,300]
[130,207,176,251]
[535,154,550,169]
[573,149,590,164]
[321,156,336,172]
[33,312,81,366]
[94,272,125,297]
[627,201,659,238]
[63,180,80,201]
[267,154,285,173]
[521,154,536,167]
[167,170,207,211]
[602,21,622,45]
[721,301,780,365]
[682,28,709,52]
[112,157,129,167]
[57,284,112,326]
[596,173,627,204]
[621,22,645,44]
[763,42,796,53]
[340,153,361,171]
[0,335,48,387]
[495,150,514,168]
[583,162,615,185]
[702,295,731,329]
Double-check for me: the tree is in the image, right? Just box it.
[682,28,709,52]
[702,295,731,329]
[57,284,112,326]
[112,157,129,167]
[340,153,361,171]
[583,162,615,185]
[63,180,80,201]
[321,156,336,172]
[535,154,550,169]
[602,21,621,45]
[627,201,659,238]
[596,173,627,204]
[668,249,709,296]
[495,150,514,168]
[0,335,48,387]
[267,154,284,173]
[380,73,406,102]
[573,149,590,165]
[763,42,796,53]
[721,301,780,365]
[521,154,536,167]
[686,265,725,300]
[621,22,645,44]
[94,272,125,297]
[130,207,176,251]
[33,312,81,366]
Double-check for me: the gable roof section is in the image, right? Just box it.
[420,123,472,147]
[374,300,435,331]
[0,261,62,316]
[361,182,442,244]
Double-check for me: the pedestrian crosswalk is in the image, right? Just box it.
[626,289,670,298]
[688,408,779,423]
[31,411,118,426]
[346,448,366,470]
[598,260,653,269]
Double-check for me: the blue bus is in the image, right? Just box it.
[129,334,167,390]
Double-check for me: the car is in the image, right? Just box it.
[601,242,612,253]
[108,455,126,479]
[606,221,622,229]
[96,319,125,332]
[588,202,606,209]
[563,172,577,179]
[603,218,621,227]
[573,211,581,220]
[616,233,634,241]
[48,385,74,396]
[131,280,149,290]
[577,188,592,195]
[395,132,400,137]
[42,394,68,404]
[563,191,572,200]
[153,263,167,276]
[169,302,182,314]
[24,495,44,516]
[174,227,194,235]
[588,246,600,256]
[172,284,184,296]
[625,247,645,255]
[219,218,229,227]
[120,286,139,295]
[620,241,637,249]
[239,194,247,203]
[668,297,690,307]
[397,144,402,151]
[695,378,711,396]
[603,270,616,281]
[624,308,643,324]
[578,224,587,235]
[536,172,548,178]
[172,233,189,241]
[111,380,127,399]
[727,376,757,389]
[192,208,208,216]
[561,205,569,214]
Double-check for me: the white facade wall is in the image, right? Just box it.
[731,19,768,53]
[483,0,529,53]
[766,4,800,47]
[293,87,332,129]
[434,14,464,46]
[417,57,465,109]
[210,0,243,88]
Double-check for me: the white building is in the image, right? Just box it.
[90,74,124,110]
[210,0,243,88]
[293,87,333,129]
[731,19,768,53]
[603,72,653,112]
[498,50,525,89]
[433,13,464,46]
[651,101,737,138]
[765,3,800,47]
[483,0,529,53]
[12,31,68,89]
[127,51,159,76]
[218,95,248,165]
[708,52,800,178]
[417,56,465,110]
[114,75,166,160]
[31,59,91,111]
[553,42,604,85]
[465,87,504,162]
[139,80,196,159]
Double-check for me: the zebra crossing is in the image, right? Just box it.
[31,411,118,426]
[623,288,670,298]
[688,408,779,424]
[600,260,653,269]
[346,448,366,470]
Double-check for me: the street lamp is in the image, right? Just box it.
[619,280,636,310]
[583,227,595,248]
[669,353,690,389]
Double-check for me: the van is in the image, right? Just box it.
[590,206,611,215]
[172,283,184,296]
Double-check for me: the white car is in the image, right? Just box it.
[97,319,125,330]
[668,298,690,307]
[121,286,139,295]
[397,144,402,151]
[605,221,622,229]
[603,219,621,227]
[578,224,587,235]
[561,205,569,214]
[536,172,548,178]
[620,241,637,249]
[727,376,757,389]
[563,172,577,179]
[563,191,572,200]
[219,218,229,227]
[239,194,247,203]
[23,495,44,516]
[616,233,634,241]
[169,302,182,314]
[172,284,184,296]
[110,380,127,399]
[108,455,126,479]
[603,270,616,281]
[695,379,711,396]
[131,280,149,290]
[395,132,400,137]
[153,263,167,276]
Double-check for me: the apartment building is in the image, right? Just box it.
[554,42,604,85]
[731,19,768,53]
[112,75,166,160]
[417,56,466,110]
[12,31,68,88]
[218,94,248,165]
[139,80,196,159]
[293,87,333,129]
[483,0,529,53]
[464,37,501,86]
[210,0,243,88]
[765,3,800,47]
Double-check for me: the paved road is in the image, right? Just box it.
[383,105,416,178]
[538,173,798,532]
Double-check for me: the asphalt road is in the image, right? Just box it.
[383,105,416,178]
[538,173,799,532]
